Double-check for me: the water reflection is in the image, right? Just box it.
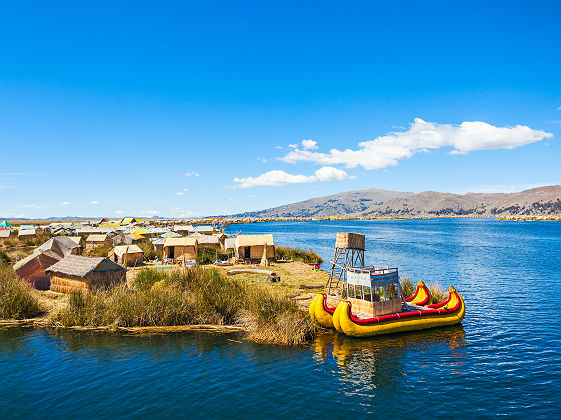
[313,326,466,390]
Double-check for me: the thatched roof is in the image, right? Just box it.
[0,230,11,238]
[162,231,182,238]
[67,236,82,245]
[192,234,219,245]
[164,237,198,247]
[113,244,143,257]
[235,234,274,247]
[86,234,109,242]
[112,232,138,245]
[36,237,81,258]
[191,225,215,233]
[14,251,61,277]
[173,225,194,232]
[18,229,36,237]
[46,255,125,277]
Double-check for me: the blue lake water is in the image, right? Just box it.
[2,219,561,418]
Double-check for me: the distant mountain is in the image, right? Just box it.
[360,186,561,217]
[234,188,413,218]
[235,186,561,218]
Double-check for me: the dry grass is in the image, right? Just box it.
[50,267,318,345]
[0,263,42,319]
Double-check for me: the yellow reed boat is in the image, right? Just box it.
[309,266,465,337]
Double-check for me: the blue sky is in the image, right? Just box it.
[1,1,560,218]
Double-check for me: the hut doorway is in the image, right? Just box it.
[244,247,251,259]
[167,247,175,259]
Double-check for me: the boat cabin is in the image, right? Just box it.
[344,266,404,316]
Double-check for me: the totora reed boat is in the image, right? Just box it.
[309,266,465,337]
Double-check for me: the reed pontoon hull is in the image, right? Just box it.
[309,284,465,337]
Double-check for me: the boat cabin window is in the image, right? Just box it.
[344,267,404,316]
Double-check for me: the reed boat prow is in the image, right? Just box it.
[310,293,337,329]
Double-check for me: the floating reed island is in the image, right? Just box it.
[1,217,453,345]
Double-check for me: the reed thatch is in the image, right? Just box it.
[234,234,275,261]
[45,255,126,293]
[335,232,365,250]
[13,250,61,290]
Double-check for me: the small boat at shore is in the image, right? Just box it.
[309,267,465,337]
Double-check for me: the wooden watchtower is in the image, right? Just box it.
[326,232,366,294]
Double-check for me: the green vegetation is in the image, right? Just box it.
[197,248,231,265]
[85,245,112,257]
[0,263,42,319]
[137,239,163,262]
[0,250,10,264]
[275,246,323,264]
[51,267,317,345]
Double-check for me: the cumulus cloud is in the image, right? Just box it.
[185,171,199,177]
[301,139,318,150]
[176,188,189,196]
[89,200,98,205]
[233,166,354,188]
[279,118,553,170]
[60,201,70,206]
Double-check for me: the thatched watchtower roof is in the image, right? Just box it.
[46,255,125,278]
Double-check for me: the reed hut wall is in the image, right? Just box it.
[235,245,275,260]
[50,270,126,294]
[164,244,197,260]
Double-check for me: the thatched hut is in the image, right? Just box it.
[18,228,36,239]
[111,232,139,246]
[163,237,198,262]
[36,236,82,258]
[45,255,126,293]
[0,229,12,243]
[13,251,61,290]
[85,234,112,249]
[234,234,275,262]
[109,244,144,266]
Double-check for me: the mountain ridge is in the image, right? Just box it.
[233,186,561,218]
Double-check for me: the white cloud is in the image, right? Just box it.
[280,118,553,170]
[140,210,160,215]
[115,210,124,215]
[89,200,99,205]
[60,201,70,206]
[257,157,268,163]
[22,204,43,209]
[185,171,199,177]
[233,166,354,188]
[275,145,284,150]
[301,139,318,150]
[176,188,189,196]
[557,106,561,111]
[288,144,298,149]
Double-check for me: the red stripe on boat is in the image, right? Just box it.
[348,293,461,325]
